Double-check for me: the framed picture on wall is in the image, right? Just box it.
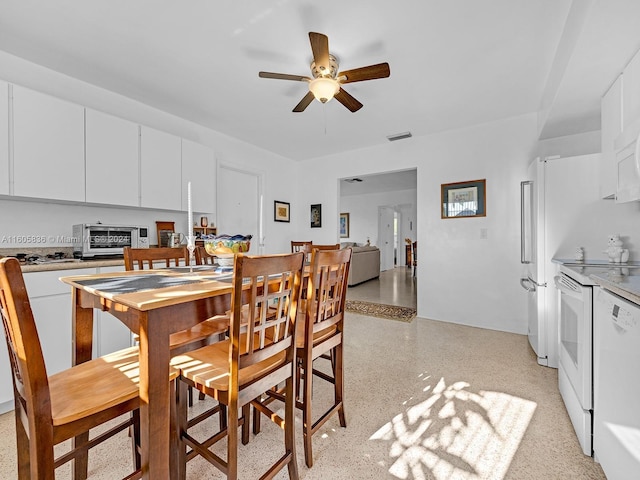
[310,204,322,228]
[274,200,290,222]
[441,179,486,218]
[339,212,350,238]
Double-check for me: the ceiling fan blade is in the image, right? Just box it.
[334,88,363,112]
[259,71,311,82]
[338,62,391,84]
[309,32,330,72]
[293,91,315,112]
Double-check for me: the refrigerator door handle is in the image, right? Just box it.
[520,277,535,292]
[520,180,533,264]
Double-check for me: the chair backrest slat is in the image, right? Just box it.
[291,241,312,254]
[123,247,189,271]
[195,246,216,265]
[232,253,304,372]
[305,248,352,345]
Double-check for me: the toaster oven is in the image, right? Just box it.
[72,224,149,258]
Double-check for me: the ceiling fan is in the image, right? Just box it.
[258,32,390,113]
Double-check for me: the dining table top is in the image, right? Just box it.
[59,265,236,311]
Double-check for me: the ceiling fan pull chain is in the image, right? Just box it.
[324,103,329,135]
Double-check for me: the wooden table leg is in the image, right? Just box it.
[139,312,173,479]
[71,288,94,479]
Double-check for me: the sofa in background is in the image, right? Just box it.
[341,243,381,286]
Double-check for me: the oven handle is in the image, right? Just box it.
[554,275,583,300]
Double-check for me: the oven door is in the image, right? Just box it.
[555,273,592,409]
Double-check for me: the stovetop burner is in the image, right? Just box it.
[7,252,70,265]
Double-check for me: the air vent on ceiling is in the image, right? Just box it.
[387,131,412,142]
[344,178,363,183]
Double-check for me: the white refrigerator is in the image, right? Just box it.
[520,154,601,368]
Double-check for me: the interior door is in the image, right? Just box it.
[378,206,395,271]
[217,165,261,255]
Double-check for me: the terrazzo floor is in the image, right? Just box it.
[0,267,606,479]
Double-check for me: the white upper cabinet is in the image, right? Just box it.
[0,81,8,195]
[12,85,85,202]
[140,125,182,210]
[600,75,623,199]
[85,108,140,206]
[181,138,215,213]
[623,48,640,129]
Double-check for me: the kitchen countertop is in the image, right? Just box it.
[20,258,125,273]
[553,257,640,304]
[590,269,640,305]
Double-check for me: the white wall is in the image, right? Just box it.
[298,114,539,334]
[0,50,296,254]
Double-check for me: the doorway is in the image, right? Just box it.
[217,164,263,255]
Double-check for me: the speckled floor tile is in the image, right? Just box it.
[0,267,605,479]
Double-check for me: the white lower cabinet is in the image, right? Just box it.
[23,268,95,376]
[94,266,134,356]
[0,265,130,413]
[0,319,12,413]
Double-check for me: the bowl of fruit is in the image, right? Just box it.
[203,234,252,266]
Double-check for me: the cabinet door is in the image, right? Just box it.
[0,81,8,195]
[86,109,140,206]
[29,295,73,375]
[600,75,622,199]
[95,266,133,356]
[12,85,85,202]
[623,48,640,129]
[140,125,182,210]
[23,268,93,376]
[181,138,215,213]
[0,328,12,412]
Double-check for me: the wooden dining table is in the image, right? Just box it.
[60,265,237,479]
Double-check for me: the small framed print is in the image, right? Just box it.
[274,200,290,222]
[441,179,486,219]
[310,204,322,228]
[339,212,350,238]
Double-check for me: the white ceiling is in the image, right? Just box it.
[1,0,640,164]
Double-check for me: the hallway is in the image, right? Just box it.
[346,265,417,309]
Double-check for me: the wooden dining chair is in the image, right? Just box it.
[0,257,179,480]
[124,247,228,411]
[257,247,352,467]
[194,245,215,265]
[123,246,189,270]
[312,243,341,251]
[173,252,305,480]
[123,247,228,354]
[291,240,312,253]
[412,241,417,277]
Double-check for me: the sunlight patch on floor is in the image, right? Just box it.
[370,377,537,479]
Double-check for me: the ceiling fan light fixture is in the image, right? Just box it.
[309,77,340,103]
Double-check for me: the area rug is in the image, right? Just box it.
[345,300,416,322]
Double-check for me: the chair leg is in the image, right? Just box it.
[302,360,314,468]
[284,374,299,479]
[72,432,90,480]
[15,414,31,479]
[334,344,347,428]
[227,400,239,480]
[175,380,189,480]
[241,404,250,445]
[131,410,141,470]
